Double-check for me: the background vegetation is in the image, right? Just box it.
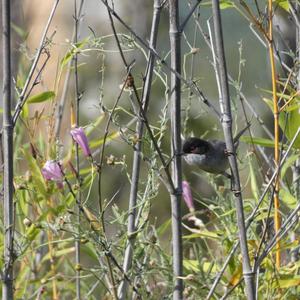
[1,0,300,299]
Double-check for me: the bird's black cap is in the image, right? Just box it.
[182,137,210,154]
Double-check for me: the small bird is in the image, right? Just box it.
[182,125,250,178]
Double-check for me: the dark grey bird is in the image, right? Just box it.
[182,125,250,178]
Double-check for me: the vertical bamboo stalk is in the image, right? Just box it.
[211,0,255,299]
[168,1,183,299]
[268,0,281,268]
[2,0,14,299]
[117,1,162,299]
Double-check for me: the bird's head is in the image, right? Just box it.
[182,138,210,155]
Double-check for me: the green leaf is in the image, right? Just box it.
[249,158,259,201]
[285,109,300,149]
[22,146,47,197]
[157,219,171,236]
[60,38,89,67]
[262,97,300,148]
[277,276,300,288]
[183,259,217,273]
[11,22,29,39]
[241,136,287,148]
[183,259,200,272]
[281,154,299,178]
[90,130,120,149]
[86,113,106,136]
[282,102,300,113]
[183,230,221,240]
[21,102,29,119]
[280,189,297,209]
[27,91,55,104]
[17,189,29,216]
[66,192,75,206]
[41,247,75,263]
[25,224,40,241]
[81,243,98,261]
[220,0,234,9]
[274,0,289,11]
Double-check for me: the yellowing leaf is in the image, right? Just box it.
[228,263,242,286]
[278,277,300,288]
[41,247,75,263]
[83,206,102,232]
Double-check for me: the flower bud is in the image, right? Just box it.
[70,127,92,157]
[182,181,195,213]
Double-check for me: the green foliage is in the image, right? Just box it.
[27,91,55,104]
[2,1,300,299]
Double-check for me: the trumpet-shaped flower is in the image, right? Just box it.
[182,180,195,212]
[70,127,91,157]
[42,160,63,182]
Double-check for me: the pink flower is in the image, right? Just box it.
[182,181,195,212]
[42,160,63,182]
[70,127,91,157]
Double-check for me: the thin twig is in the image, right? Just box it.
[98,0,221,118]
[196,17,273,139]
[12,0,60,127]
[73,1,84,299]
[96,69,134,299]
[62,168,139,296]
[103,9,177,193]
[54,0,85,137]
[179,0,202,32]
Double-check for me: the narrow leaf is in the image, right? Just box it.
[27,91,55,104]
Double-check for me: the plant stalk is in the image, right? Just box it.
[267,0,281,268]
[2,0,14,298]
[211,0,255,298]
[117,1,162,298]
[169,1,183,299]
